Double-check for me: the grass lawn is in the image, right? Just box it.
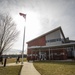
[0,65,22,75]
[6,58,27,63]
[33,61,75,75]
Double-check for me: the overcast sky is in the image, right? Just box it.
[0,0,75,53]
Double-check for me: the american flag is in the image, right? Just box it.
[19,13,26,20]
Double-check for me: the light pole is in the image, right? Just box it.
[19,13,26,64]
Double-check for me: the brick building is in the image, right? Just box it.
[27,27,75,60]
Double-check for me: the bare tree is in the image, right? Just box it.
[0,14,19,55]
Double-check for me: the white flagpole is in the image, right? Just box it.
[21,26,25,64]
[19,13,26,64]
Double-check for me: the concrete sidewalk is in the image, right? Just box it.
[0,62,41,75]
[0,62,21,66]
[20,62,41,75]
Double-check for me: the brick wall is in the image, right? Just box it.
[27,36,46,47]
[50,49,67,60]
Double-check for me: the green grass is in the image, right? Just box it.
[33,61,75,75]
[0,65,22,75]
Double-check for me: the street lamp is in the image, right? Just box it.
[19,13,26,64]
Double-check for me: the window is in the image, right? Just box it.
[46,38,61,43]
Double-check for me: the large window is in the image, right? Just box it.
[46,38,62,43]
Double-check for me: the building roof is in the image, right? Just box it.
[27,26,66,43]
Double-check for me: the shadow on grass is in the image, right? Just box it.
[18,65,23,75]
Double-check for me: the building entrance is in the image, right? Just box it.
[39,51,46,60]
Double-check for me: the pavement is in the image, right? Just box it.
[0,62,21,66]
[21,61,41,75]
[0,61,41,75]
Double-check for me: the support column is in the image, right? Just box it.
[39,49,41,60]
[49,48,50,60]
[35,51,36,60]
[52,49,53,60]
[31,50,33,60]
[73,46,75,59]
[66,47,69,59]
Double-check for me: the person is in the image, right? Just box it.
[4,58,7,67]
[16,56,20,63]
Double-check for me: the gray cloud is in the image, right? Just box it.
[0,0,75,42]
